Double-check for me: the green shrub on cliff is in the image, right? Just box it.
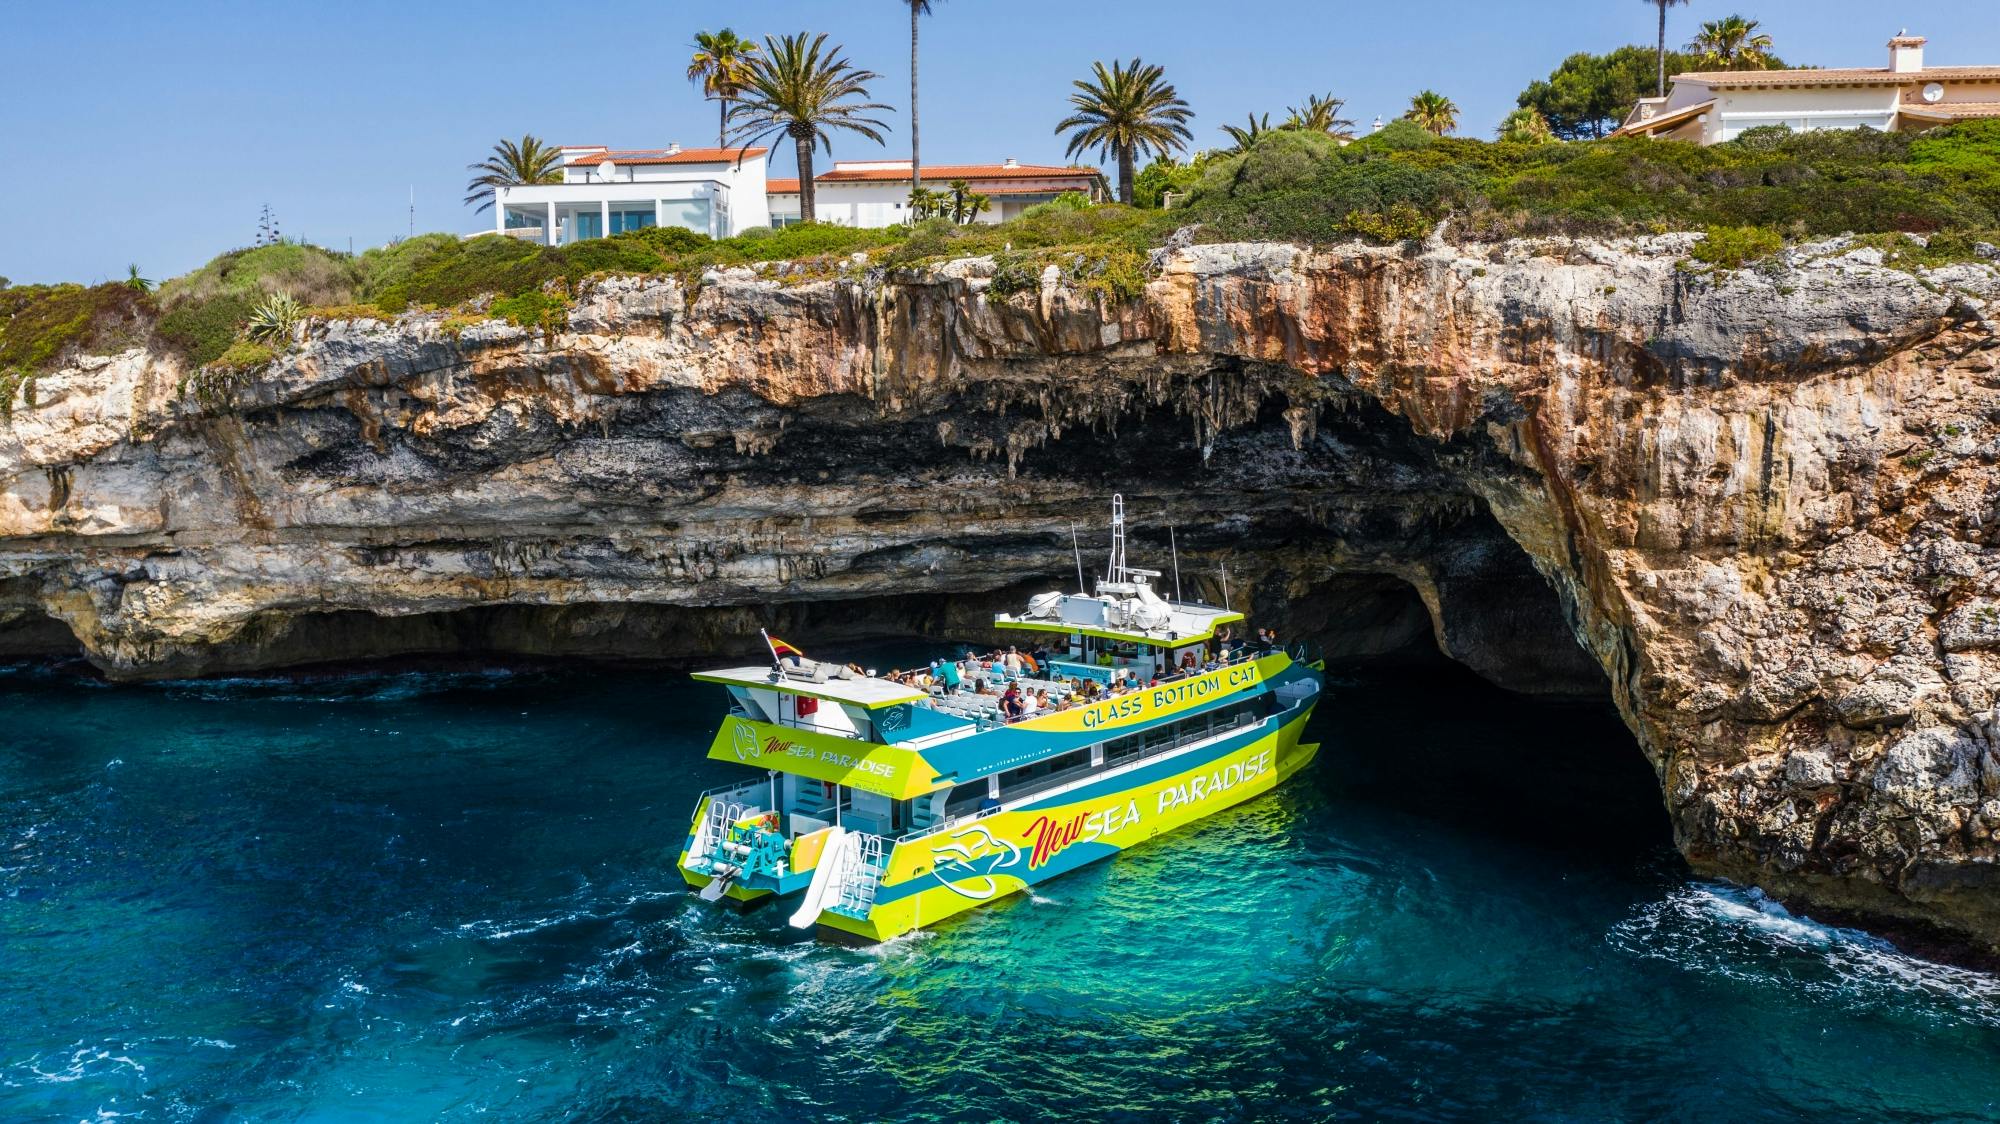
[1164,118,2000,247]
[1689,225,1785,269]
[155,293,255,367]
[0,283,155,373]
[159,242,361,308]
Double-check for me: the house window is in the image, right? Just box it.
[609,205,655,235]
[660,198,712,235]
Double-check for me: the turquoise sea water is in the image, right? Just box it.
[2,654,1998,1122]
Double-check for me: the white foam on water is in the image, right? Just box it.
[23,1043,147,1086]
[153,667,522,704]
[1609,881,2000,1027]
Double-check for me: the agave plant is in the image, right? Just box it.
[246,292,306,345]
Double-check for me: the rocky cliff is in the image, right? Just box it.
[3,234,1998,952]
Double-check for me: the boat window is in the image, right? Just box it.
[1099,696,1274,766]
[944,779,988,816]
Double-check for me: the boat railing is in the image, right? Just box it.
[694,777,770,802]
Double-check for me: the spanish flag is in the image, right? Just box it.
[763,631,805,660]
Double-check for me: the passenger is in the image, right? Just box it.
[1180,649,1200,675]
[1032,689,1049,714]
[938,659,963,691]
[1000,685,1025,721]
[1003,647,1023,677]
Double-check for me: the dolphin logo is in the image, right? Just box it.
[929,824,1025,900]
[732,721,759,762]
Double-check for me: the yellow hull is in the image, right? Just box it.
[816,707,1318,943]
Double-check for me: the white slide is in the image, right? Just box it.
[788,827,851,928]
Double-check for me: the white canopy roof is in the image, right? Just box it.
[690,666,927,709]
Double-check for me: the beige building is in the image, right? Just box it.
[1616,33,2000,144]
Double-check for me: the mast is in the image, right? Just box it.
[1070,521,1086,595]
[1108,493,1126,583]
[1169,522,1182,603]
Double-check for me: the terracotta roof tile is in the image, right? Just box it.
[766,178,801,194]
[815,163,1097,183]
[567,146,765,166]
[1900,101,2000,119]
[1676,66,2000,88]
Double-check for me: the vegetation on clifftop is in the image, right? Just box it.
[3,120,1998,385]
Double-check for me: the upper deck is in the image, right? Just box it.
[699,645,1303,798]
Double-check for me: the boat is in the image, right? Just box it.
[675,497,1324,943]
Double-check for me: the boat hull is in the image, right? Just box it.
[815,702,1319,943]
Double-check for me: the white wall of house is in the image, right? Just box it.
[810,182,918,228]
[1701,86,1901,143]
[493,151,769,242]
[786,177,1098,228]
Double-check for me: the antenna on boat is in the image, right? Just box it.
[1169,522,1183,603]
[1108,494,1126,582]
[1221,562,1231,611]
[1069,521,1087,595]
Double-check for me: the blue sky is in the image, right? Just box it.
[4,0,1997,285]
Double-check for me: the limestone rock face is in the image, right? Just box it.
[3,235,1998,951]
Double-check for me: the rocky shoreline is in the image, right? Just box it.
[3,234,1997,952]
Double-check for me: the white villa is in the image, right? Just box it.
[492,144,772,243]
[767,160,1103,228]
[1616,33,2000,144]
[488,146,1102,242]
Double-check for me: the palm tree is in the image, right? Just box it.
[1689,15,1776,70]
[902,1,944,198]
[907,186,944,221]
[1219,113,1274,156]
[1642,0,1693,94]
[727,33,892,224]
[943,179,990,224]
[463,135,564,214]
[1054,58,1194,205]
[124,265,153,293]
[1497,107,1554,144]
[1283,93,1355,139]
[1406,91,1460,136]
[688,29,761,149]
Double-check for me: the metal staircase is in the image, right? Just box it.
[829,832,889,919]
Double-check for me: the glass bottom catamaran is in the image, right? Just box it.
[676,498,1323,943]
